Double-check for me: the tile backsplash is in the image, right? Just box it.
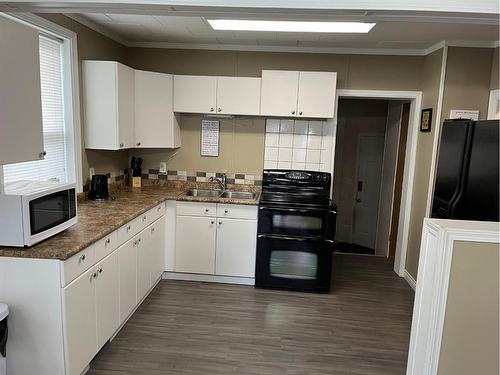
[264,119,333,172]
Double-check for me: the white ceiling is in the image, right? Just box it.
[74,12,499,53]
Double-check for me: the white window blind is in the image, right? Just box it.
[3,35,67,183]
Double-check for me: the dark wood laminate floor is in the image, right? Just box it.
[89,254,414,375]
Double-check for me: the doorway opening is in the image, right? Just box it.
[332,98,411,263]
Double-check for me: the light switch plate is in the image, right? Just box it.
[159,162,167,174]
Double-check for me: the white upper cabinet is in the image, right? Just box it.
[134,70,180,148]
[260,70,337,118]
[0,16,44,165]
[297,72,337,118]
[260,70,300,117]
[83,61,135,150]
[216,77,261,115]
[173,75,261,115]
[173,75,217,114]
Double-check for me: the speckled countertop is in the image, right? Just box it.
[0,182,260,260]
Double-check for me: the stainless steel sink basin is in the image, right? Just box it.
[221,191,256,200]
[184,189,222,197]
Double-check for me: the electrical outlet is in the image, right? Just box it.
[159,162,167,174]
[89,167,95,178]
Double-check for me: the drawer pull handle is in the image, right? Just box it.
[210,220,215,225]
[158,206,161,211]
[105,238,111,245]
[127,225,131,231]
[205,209,209,213]
[90,272,97,281]
[151,227,155,233]
[79,254,86,262]
[98,268,103,274]
[224,209,228,214]
[142,215,147,221]
[218,221,222,225]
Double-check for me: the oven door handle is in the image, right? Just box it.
[257,234,335,243]
[259,206,336,214]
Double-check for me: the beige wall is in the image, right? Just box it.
[333,99,389,243]
[133,114,265,175]
[441,47,494,122]
[39,14,130,184]
[405,49,444,277]
[438,240,499,375]
[490,47,499,90]
[127,48,425,91]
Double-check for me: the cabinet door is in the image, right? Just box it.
[216,219,257,277]
[297,71,337,118]
[135,70,180,148]
[116,62,135,148]
[95,251,119,350]
[63,267,97,375]
[0,16,43,164]
[118,236,137,324]
[150,217,166,283]
[216,77,261,115]
[136,231,150,302]
[173,75,217,114]
[260,70,299,117]
[175,216,216,274]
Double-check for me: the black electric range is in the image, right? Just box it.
[255,170,337,293]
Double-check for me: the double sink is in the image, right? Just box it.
[184,189,256,200]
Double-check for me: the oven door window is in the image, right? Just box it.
[259,207,335,239]
[270,250,318,280]
[29,189,76,235]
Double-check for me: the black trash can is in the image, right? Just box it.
[0,303,8,375]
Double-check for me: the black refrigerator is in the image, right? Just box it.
[432,119,499,222]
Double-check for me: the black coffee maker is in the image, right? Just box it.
[89,174,109,200]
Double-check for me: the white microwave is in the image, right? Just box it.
[0,181,77,247]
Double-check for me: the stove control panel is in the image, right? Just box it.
[263,169,331,189]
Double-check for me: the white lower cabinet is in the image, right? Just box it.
[63,267,98,375]
[216,218,257,277]
[136,230,150,303]
[95,251,120,349]
[118,235,138,324]
[175,215,217,274]
[174,202,257,278]
[150,217,166,283]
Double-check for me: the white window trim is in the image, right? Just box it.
[1,12,83,192]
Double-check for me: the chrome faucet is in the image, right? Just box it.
[209,174,227,192]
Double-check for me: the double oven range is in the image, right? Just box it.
[255,170,337,293]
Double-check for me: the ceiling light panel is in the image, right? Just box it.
[207,19,376,33]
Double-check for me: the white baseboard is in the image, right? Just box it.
[162,271,255,286]
[404,270,417,290]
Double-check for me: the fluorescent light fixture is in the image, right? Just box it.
[207,19,376,33]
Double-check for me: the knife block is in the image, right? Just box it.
[127,168,142,188]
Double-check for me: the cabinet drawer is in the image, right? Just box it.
[216,204,258,220]
[117,216,142,245]
[147,202,166,224]
[94,231,118,262]
[176,201,217,217]
[61,245,96,287]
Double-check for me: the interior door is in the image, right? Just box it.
[352,135,385,249]
[95,250,119,350]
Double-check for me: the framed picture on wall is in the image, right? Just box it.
[420,108,433,132]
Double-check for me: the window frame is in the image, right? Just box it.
[0,13,83,192]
